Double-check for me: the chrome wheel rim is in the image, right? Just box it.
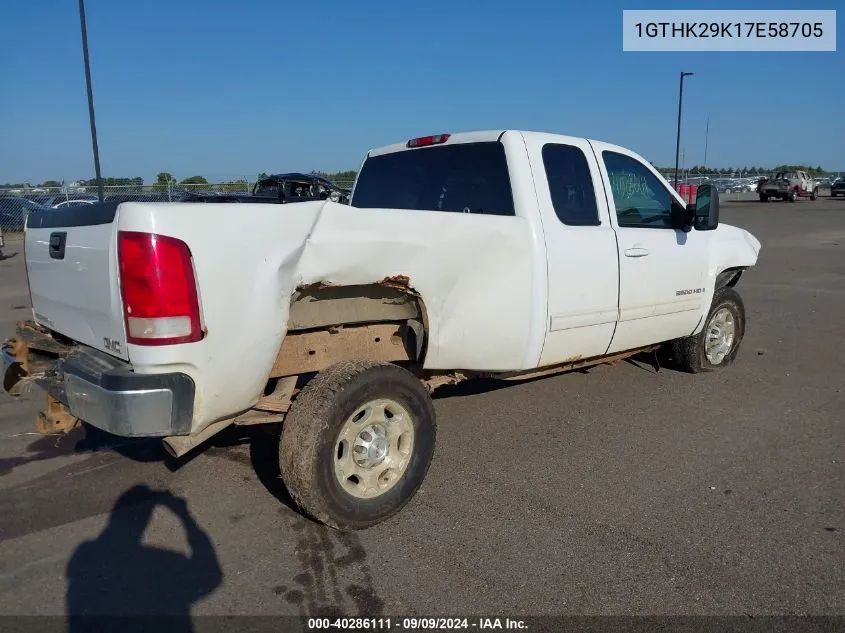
[705,307,736,365]
[334,398,415,499]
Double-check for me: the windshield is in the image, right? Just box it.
[352,142,515,216]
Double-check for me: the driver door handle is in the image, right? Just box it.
[624,246,650,258]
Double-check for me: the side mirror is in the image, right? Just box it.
[693,184,719,231]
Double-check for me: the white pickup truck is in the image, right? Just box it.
[2,130,761,530]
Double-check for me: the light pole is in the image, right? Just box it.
[78,0,104,202]
[673,71,694,190]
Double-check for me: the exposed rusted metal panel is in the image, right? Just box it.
[253,376,298,413]
[495,345,660,381]
[421,345,661,392]
[233,411,286,426]
[16,320,73,355]
[379,274,412,291]
[35,394,79,435]
[270,322,412,378]
[288,285,420,331]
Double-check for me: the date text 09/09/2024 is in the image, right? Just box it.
[634,22,824,39]
[307,617,528,630]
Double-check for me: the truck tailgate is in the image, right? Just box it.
[25,202,129,360]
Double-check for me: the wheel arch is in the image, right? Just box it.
[715,266,746,290]
[268,282,430,380]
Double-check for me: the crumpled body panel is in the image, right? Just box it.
[117,200,539,430]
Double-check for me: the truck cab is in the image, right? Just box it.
[351,131,758,365]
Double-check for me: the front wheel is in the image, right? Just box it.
[788,190,797,202]
[810,189,818,201]
[758,194,768,202]
[669,287,746,373]
[280,361,436,530]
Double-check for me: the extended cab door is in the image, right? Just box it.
[590,142,709,354]
[522,133,619,365]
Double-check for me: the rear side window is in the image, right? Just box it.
[542,144,600,226]
[352,142,515,216]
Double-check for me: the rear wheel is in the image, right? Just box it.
[280,361,436,530]
[758,194,768,202]
[669,287,746,373]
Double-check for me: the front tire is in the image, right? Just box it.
[669,287,746,373]
[758,193,768,202]
[788,189,797,202]
[281,361,436,530]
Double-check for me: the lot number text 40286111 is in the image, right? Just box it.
[307,617,529,630]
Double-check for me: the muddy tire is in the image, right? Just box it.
[280,361,436,530]
[669,287,746,374]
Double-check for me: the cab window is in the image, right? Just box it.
[602,151,676,229]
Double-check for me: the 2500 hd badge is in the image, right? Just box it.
[676,287,706,296]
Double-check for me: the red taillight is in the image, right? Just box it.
[117,231,203,346]
[407,134,450,148]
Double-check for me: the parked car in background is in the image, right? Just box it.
[830,177,845,197]
[713,178,750,194]
[29,193,99,208]
[0,196,50,231]
[253,173,351,204]
[53,199,96,208]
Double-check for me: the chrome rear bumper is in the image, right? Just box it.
[3,322,195,437]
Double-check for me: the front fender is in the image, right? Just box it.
[691,224,761,335]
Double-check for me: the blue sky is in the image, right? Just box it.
[1,0,842,183]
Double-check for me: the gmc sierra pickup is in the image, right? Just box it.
[2,130,761,530]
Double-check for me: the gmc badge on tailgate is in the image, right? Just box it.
[104,338,122,354]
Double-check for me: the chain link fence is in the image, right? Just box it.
[661,171,841,188]
[1,172,839,245]
[0,180,357,243]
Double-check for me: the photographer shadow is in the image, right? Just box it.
[66,485,223,632]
